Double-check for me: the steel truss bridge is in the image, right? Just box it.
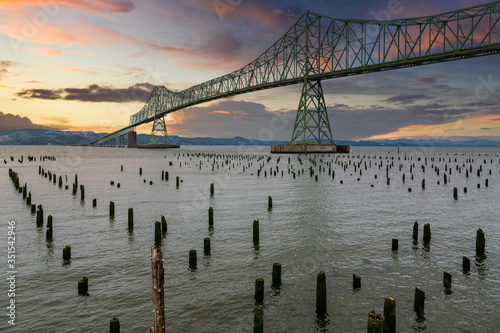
[89,1,500,146]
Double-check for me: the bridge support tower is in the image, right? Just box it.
[271,79,350,154]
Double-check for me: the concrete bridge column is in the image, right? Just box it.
[128,131,137,148]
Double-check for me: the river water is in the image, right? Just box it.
[0,145,499,332]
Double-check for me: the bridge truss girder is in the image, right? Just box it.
[90,1,500,146]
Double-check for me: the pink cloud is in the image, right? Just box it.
[32,47,64,58]
[0,0,135,14]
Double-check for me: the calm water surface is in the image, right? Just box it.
[0,145,499,332]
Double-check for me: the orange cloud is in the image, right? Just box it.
[211,110,232,114]
[32,47,64,58]
[50,65,98,75]
[364,115,500,140]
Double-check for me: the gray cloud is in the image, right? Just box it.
[383,94,431,105]
[0,112,56,131]
[16,83,154,103]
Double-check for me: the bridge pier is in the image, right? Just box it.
[119,135,125,147]
[127,131,137,148]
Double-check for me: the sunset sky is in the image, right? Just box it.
[1,0,499,141]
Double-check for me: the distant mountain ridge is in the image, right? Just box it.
[0,129,499,147]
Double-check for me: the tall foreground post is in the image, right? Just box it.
[151,245,165,333]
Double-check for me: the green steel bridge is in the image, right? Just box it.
[89,1,500,147]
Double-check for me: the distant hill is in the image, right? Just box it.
[0,129,499,147]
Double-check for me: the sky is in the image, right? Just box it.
[1,0,499,142]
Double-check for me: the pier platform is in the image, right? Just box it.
[137,144,180,149]
[271,143,350,154]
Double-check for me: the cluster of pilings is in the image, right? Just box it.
[5,149,497,332]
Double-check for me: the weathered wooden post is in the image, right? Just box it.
[151,245,165,333]
[58,175,62,188]
[414,288,425,316]
[367,310,384,333]
[412,221,418,241]
[80,185,85,200]
[268,196,272,210]
[423,224,431,244]
[421,179,425,189]
[208,207,214,227]
[78,277,88,295]
[204,238,211,255]
[253,219,259,244]
[255,278,264,303]
[316,271,327,314]
[272,263,281,287]
[391,239,398,252]
[109,201,115,218]
[92,198,97,207]
[383,297,396,333]
[453,187,458,200]
[462,256,471,272]
[139,167,142,175]
[476,228,485,255]
[254,305,264,333]
[176,176,179,187]
[128,208,133,229]
[210,183,214,197]
[161,216,167,236]
[110,317,120,333]
[443,272,452,289]
[63,245,71,260]
[353,274,361,289]
[46,215,53,240]
[36,205,43,226]
[189,249,197,269]
[155,221,161,243]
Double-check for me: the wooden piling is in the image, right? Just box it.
[353,274,361,289]
[154,221,161,243]
[128,208,133,229]
[254,305,264,333]
[255,278,264,303]
[92,198,97,207]
[204,238,211,254]
[46,215,53,240]
[412,221,418,241]
[272,263,281,287]
[63,245,71,260]
[383,297,396,333]
[391,239,398,252]
[151,245,165,333]
[316,271,327,314]
[176,176,179,187]
[268,196,272,210]
[208,207,214,227]
[476,228,485,255]
[423,224,431,244]
[210,183,214,196]
[253,219,259,244]
[443,272,452,289]
[453,187,458,200]
[367,310,384,333]
[110,317,120,333]
[26,192,31,205]
[31,204,36,213]
[422,179,425,189]
[462,256,470,272]
[139,167,142,175]
[414,288,425,315]
[161,216,167,235]
[189,249,197,269]
[36,205,43,226]
[109,201,115,218]
[78,277,88,295]
[80,185,84,200]
[58,176,62,188]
